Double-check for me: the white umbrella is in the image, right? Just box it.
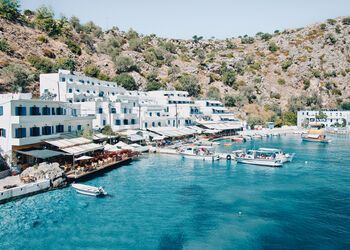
[75,155,93,161]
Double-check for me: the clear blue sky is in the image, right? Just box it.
[20,0,350,39]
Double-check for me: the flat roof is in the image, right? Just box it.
[17,149,67,159]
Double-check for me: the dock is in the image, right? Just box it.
[66,157,135,182]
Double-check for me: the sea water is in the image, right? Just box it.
[0,135,349,249]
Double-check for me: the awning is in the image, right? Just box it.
[17,149,67,159]
[147,126,198,138]
[60,143,104,155]
[44,137,91,149]
[128,134,144,142]
[75,155,93,161]
[197,121,243,131]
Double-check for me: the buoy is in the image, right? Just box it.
[305,161,308,164]
[238,211,242,216]
[226,155,232,161]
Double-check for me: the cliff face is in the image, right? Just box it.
[1,15,350,120]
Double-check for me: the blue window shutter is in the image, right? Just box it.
[0,106,3,116]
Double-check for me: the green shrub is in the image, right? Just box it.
[145,81,163,91]
[0,39,12,54]
[143,48,166,66]
[268,42,278,52]
[65,39,81,55]
[327,19,336,25]
[55,58,76,72]
[342,17,350,25]
[270,92,281,99]
[34,6,61,36]
[247,116,264,127]
[114,55,138,73]
[113,73,137,90]
[331,88,341,95]
[303,79,310,90]
[97,37,123,61]
[161,41,177,53]
[281,59,293,71]
[27,54,54,73]
[260,33,272,41]
[320,23,327,30]
[241,36,254,44]
[312,69,322,78]
[341,102,350,110]
[277,78,286,85]
[224,95,243,107]
[335,25,341,34]
[43,48,56,58]
[126,28,139,40]
[176,73,201,97]
[0,64,31,92]
[192,35,203,43]
[206,86,221,100]
[84,64,100,78]
[222,69,237,89]
[282,111,297,125]
[325,33,337,45]
[128,38,144,52]
[37,35,48,43]
[0,0,21,21]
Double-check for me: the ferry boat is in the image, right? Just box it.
[235,150,283,167]
[302,124,330,143]
[258,147,295,163]
[180,146,220,161]
[72,183,107,197]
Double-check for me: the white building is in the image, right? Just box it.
[195,100,239,122]
[40,70,139,131]
[297,109,350,128]
[0,93,94,159]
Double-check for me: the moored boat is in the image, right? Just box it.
[236,150,283,167]
[180,146,220,161]
[302,125,330,143]
[258,147,295,163]
[72,183,107,197]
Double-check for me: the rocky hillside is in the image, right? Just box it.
[1,4,350,124]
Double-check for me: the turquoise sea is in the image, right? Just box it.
[0,135,349,249]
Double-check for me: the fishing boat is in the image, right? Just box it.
[231,136,246,143]
[235,150,283,167]
[302,125,330,143]
[258,147,295,163]
[251,134,263,140]
[72,183,107,197]
[180,146,220,161]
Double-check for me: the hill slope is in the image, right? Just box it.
[1,7,350,124]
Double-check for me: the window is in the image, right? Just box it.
[61,77,66,82]
[15,128,26,138]
[98,108,103,114]
[30,127,40,137]
[152,122,155,127]
[123,108,127,114]
[103,120,106,126]
[123,119,129,125]
[99,91,104,97]
[56,125,64,133]
[68,89,73,93]
[68,126,72,132]
[149,112,152,117]
[15,106,26,116]
[156,112,160,117]
[131,119,136,125]
[145,122,148,128]
[0,106,3,116]
[115,119,121,126]
[42,126,52,135]
[56,107,63,115]
[30,106,40,116]
[111,108,116,114]
[0,128,6,138]
[77,125,82,131]
[42,106,50,115]
[158,122,161,126]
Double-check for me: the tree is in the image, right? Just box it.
[84,64,100,78]
[268,42,278,52]
[34,6,60,36]
[176,74,201,97]
[222,69,237,89]
[260,33,272,41]
[282,111,297,125]
[128,38,143,52]
[27,54,54,73]
[316,111,327,119]
[55,58,76,72]
[82,127,93,139]
[114,73,137,90]
[65,39,81,55]
[206,86,221,100]
[247,116,264,128]
[145,71,163,91]
[69,16,82,33]
[192,35,203,43]
[102,125,115,135]
[114,56,138,73]
[341,102,350,110]
[0,64,31,92]
[224,95,243,107]
[0,0,21,21]
[342,17,350,25]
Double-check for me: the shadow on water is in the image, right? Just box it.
[158,232,186,250]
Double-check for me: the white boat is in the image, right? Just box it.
[72,183,107,197]
[258,147,295,163]
[236,150,283,167]
[180,146,220,161]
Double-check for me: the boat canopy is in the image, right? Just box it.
[306,134,321,139]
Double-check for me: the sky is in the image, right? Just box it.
[20,0,350,39]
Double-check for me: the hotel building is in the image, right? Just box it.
[297,109,350,128]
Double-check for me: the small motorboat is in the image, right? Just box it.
[258,147,295,163]
[180,145,220,161]
[302,124,331,143]
[236,150,283,167]
[231,136,246,143]
[72,183,107,197]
